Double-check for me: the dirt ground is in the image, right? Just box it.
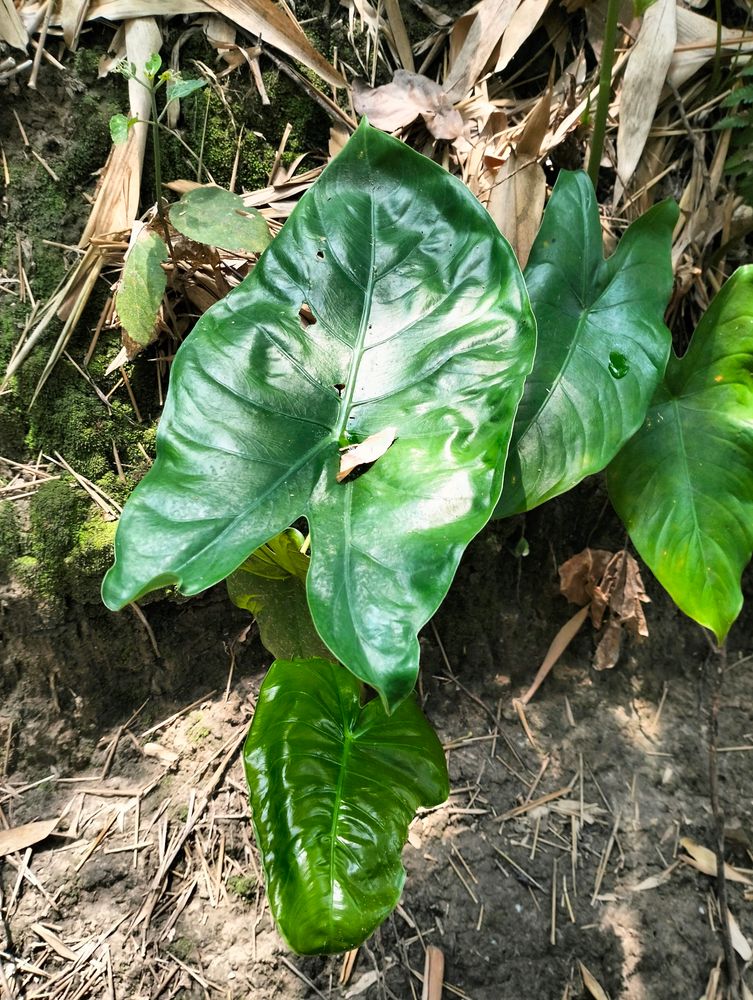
[2,479,753,1000]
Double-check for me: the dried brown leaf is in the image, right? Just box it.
[519,604,590,705]
[616,0,676,189]
[353,71,464,140]
[578,961,610,1000]
[0,818,58,857]
[558,548,613,606]
[60,0,91,49]
[729,909,753,962]
[679,837,753,885]
[487,157,546,268]
[592,551,649,635]
[0,0,28,50]
[493,0,551,74]
[444,0,520,101]
[337,427,397,483]
[670,7,753,89]
[593,617,623,671]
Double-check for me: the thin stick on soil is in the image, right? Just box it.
[707,639,741,998]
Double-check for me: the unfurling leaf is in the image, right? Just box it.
[495,171,677,518]
[244,658,449,953]
[608,266,753,642]
[115,226,168,351]
[102,121,536,711]
[169,186,271,253]
[227,529,332,661]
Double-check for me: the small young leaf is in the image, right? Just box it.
[115,228,168,349]
[244,658,449,954]
[608,266,753,642]
[168,186,271,253]
[495,170,677,518]
[166,78,207,105]
[144,52,162,77]
[109,114,138,145]
[227,529,332,661]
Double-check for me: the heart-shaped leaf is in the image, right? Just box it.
[608,266,753,642]
[102,120,536,710]
[495,171,677,517]
[227,529,332,661]
[115,226,168,348]
[169,187,271,253]
[244,657,449,954]
[166,77,206,105]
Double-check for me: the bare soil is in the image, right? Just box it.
[2,482,753,1000]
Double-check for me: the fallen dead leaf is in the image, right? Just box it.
[679,837,753,885]
[337,427,397,483]
[0,818,59,857]
[559,548,613,606]
[626,862,679,892]
[729,908,753,962]
[353,71,464,140]
[579,960,610,1000]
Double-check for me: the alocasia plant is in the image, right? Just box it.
[102,114,753,955]
[102,120,536,952]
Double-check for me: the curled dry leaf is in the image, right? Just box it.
[353,71,464,140]
[0,818,59,858]
[559,548,650,670]
[679,836,753,885]
[337,427,397,483]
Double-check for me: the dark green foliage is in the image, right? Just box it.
[28,480,89,595]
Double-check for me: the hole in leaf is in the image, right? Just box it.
[334,383,345,397]
[316,249,325,260]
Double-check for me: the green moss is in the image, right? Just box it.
[227,874,256,900]
[186,712,212,744]
[12,554,39,589]
[28,479,89,596]
[0,502,21,575]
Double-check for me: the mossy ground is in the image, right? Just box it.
[1,19,335,604]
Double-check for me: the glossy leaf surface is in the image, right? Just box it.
[608,267,753,642]
[102,120,536,710]
[244,658,448,954]
[227,529,332,661]
[115,228,168,347]
[169,187,271,253]
[495,171,677,517]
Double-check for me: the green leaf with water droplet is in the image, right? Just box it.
[608,266,753,643]
[495,170,677,518]
[169,186,270,253]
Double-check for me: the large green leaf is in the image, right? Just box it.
[244,657,448,954]
[495,171,677,517]
[607,266,753,642]
[227,528,332,661]
[101,120,536,710]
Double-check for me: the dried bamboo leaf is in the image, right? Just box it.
[444,0,520,101]
[204,0,345,88]
[616,0,676,189]
[493,0,551,74]
[80,16,160,244]
[60,0,91,49]
[0,0,28,50]
[488,156,546,267]
[670,7,753,88]
[384,0,414,72]
[0,818,58,858]
[578,962,610,1000]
